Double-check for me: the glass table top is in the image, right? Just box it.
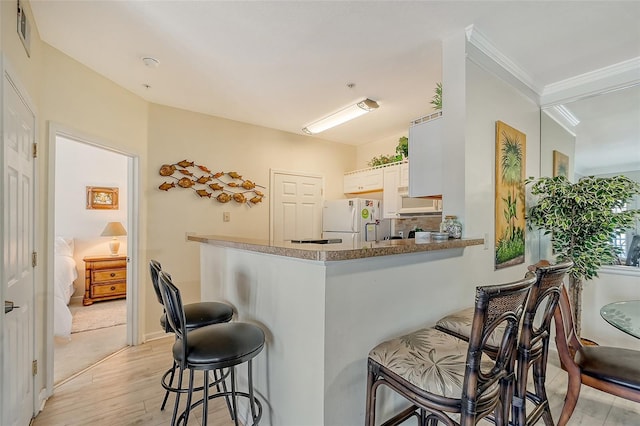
[600,300,640,339]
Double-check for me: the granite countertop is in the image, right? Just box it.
[188,234,484,261]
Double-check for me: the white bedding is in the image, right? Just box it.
[54,237,77,338]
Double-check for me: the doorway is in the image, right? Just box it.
[48,129,137,387]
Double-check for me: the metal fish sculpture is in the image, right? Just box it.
[241,180,256,190]
[159,160,265,207]
[216,193,231,203]
[159,165,176,176]
[159,182,175,191]
[178,177,194,188]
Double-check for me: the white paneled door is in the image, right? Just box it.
[2,69,36,426]
[272,171,323,241]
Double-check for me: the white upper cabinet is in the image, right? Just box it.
[382,165,400,218]
[399,162,409,188]
[408,112,443,197]
[343,168,384,194]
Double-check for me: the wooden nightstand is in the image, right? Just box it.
[83,255,127,305]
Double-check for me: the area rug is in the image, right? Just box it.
[71,299,126,333]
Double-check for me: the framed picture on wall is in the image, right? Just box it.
[494,121,526,269]
[86,186,119,210]
[553,150,569,178]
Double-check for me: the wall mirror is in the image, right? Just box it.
[540,83,640,268]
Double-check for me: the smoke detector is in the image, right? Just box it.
[142,57,160,68]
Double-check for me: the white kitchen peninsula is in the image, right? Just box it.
[189,235,483,425]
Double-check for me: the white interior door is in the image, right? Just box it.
[2,69,36,425]
[271,171,323,241]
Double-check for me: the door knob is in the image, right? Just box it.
[4,301,19,314]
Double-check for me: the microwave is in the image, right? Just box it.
[397,188,442,215]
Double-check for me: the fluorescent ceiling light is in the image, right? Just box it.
[302,99,379,135]
[553,104,580,127]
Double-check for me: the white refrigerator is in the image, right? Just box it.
[322,198,390,245]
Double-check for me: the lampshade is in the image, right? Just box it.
[101,222,127,256]
[101,222,127,237]
[302,98,379,135]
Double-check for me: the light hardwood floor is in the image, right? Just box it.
[34,336,639,425]
[34,336,237,426]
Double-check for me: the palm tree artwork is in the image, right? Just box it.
[495,121,526,269]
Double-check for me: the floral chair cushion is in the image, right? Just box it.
[369,327,497,399]
[436,307,503,350]
[436,308,542,353]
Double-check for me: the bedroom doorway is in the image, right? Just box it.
[49,130,136,386]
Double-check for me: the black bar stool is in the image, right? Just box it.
[158,270,265,425]
[149,260,234,413]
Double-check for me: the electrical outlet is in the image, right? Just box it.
[223,212,231,222]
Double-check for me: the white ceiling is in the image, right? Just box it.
[30,1,640,168]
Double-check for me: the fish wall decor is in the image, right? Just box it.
[158,160,265,206]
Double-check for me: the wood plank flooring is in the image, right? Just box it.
[34,336,236,426]
[33,336,640,425]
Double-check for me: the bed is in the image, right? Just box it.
[54,236,77,338]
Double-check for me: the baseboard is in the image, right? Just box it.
[144,330,172,342]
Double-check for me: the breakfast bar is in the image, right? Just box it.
[189,235,483,425]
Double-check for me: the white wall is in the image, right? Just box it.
[462,52,542,285]
[541,112,576,181]
[55,136,128,296]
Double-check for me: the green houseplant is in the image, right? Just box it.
[526,175,640,335]
[431,82,442,111]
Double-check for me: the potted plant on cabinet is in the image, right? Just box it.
[526,175,640,335]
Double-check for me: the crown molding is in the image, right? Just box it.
[464,25,640,108]
[465,25,542,102]
[540,57,640,106]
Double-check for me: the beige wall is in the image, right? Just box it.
[2,0,357,404]
[145,104,356,335]
[4,0,576,414]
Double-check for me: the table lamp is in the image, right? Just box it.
[101,222,127,255]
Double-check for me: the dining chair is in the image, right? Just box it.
[365,274,535,426]
[434,260,573,425]
[553,284,640,426]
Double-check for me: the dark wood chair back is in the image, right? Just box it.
[461,275,536,422]
[553,284,640,425]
